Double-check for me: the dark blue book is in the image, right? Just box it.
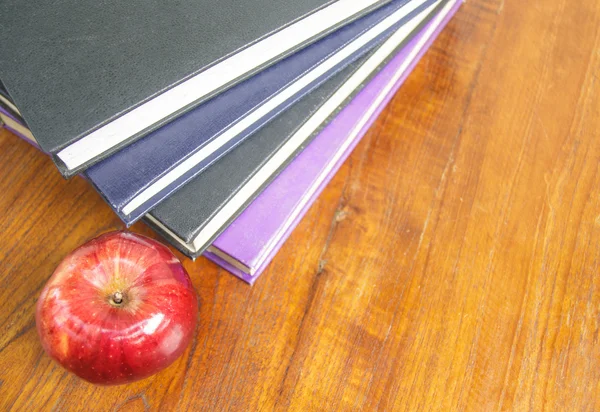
[83,0,434,226]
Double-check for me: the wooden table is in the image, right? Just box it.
[2,0,599,410]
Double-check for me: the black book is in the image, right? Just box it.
[0,0,388,176]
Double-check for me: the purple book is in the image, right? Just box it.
[203,0,461,284]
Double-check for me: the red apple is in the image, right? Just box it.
[36,231,198,385]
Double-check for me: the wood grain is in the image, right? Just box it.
[1,0,599,410]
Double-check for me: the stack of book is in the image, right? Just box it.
[0,0,461,284]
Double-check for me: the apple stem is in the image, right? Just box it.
[112,291,124,305]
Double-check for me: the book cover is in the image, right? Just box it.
[145,0,447,258]
[84,0,437,226]
[0,0,388,176]
[204,0,462,284]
